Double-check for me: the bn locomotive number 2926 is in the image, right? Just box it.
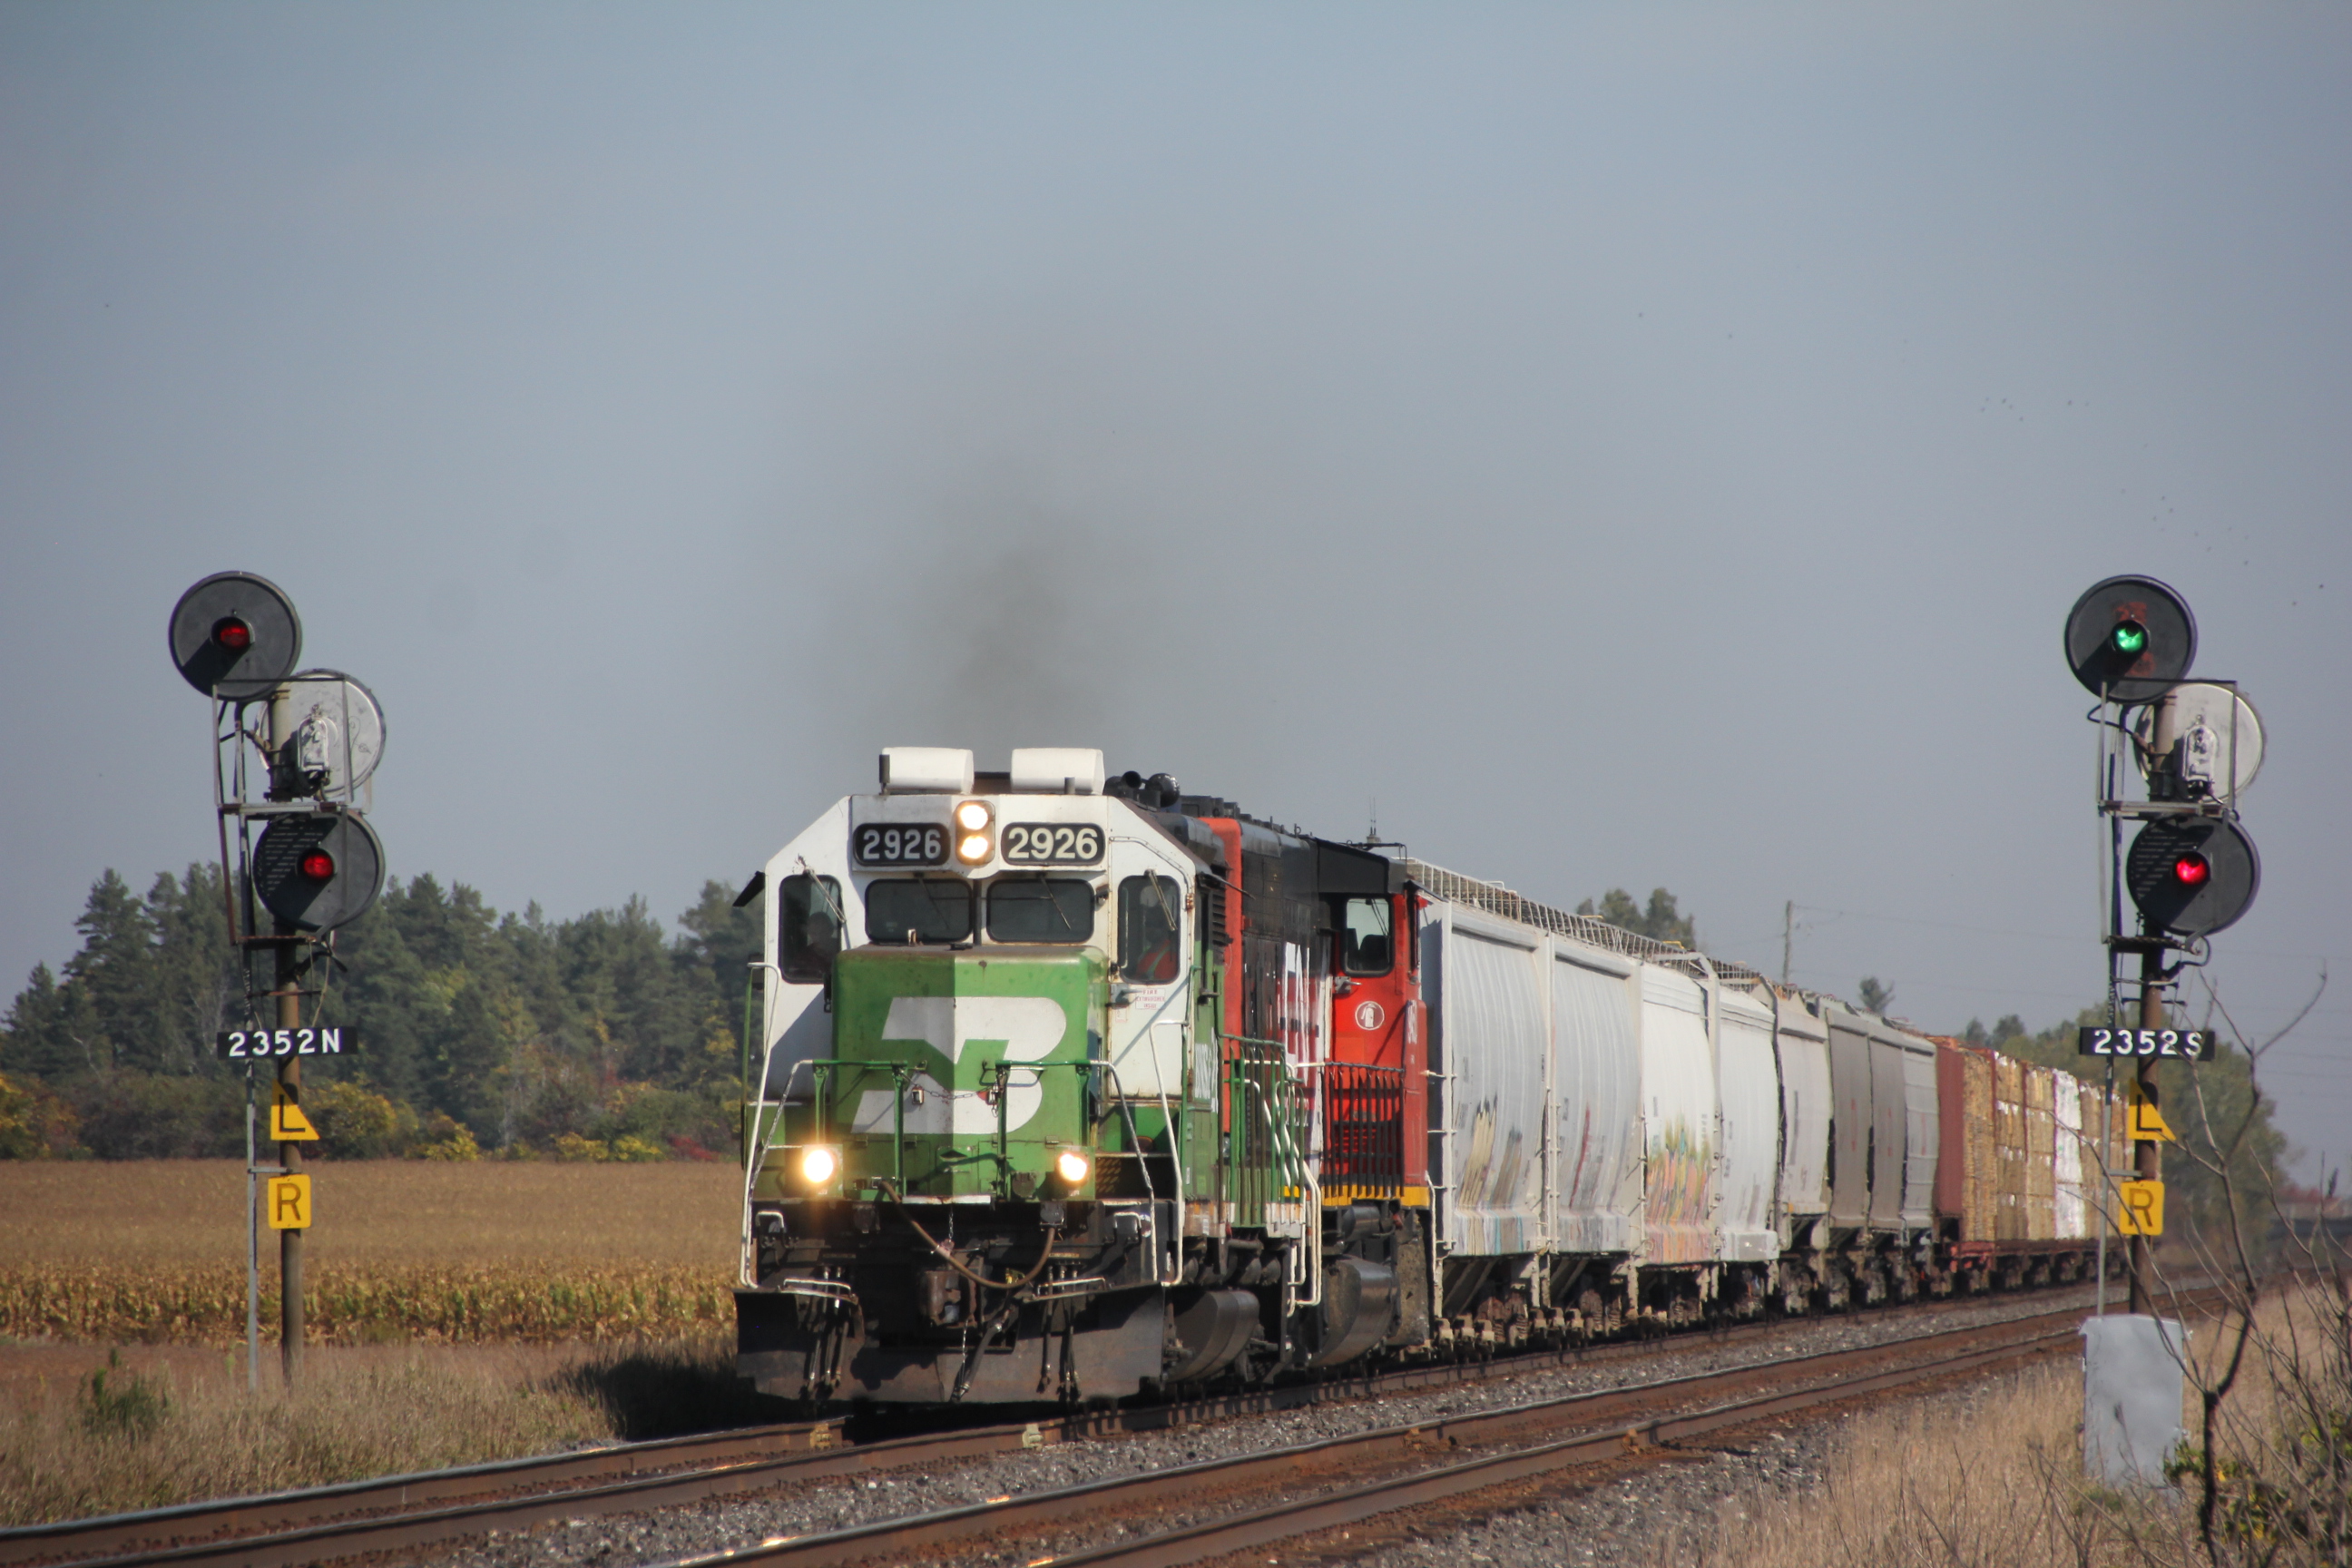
[1002,823,1104,865]
[853,825,947,866]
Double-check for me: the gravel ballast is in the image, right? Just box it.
[434,1286,2106,1568]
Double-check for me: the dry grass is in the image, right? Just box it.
[0,1333,786,1526]
[1652,1284,2350,1568]
[1646,1365,2102,1568]
[0,1163,797,1524]
[0,1161,742,1347]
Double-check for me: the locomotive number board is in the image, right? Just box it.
[2076,1026,2215,1062]
[853,824,947,867]
[1002,823,1105,865]
[217,1028,353,1059]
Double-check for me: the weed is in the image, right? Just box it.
[79,1349,168,1442]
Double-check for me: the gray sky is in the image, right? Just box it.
[5,5,2346,1178]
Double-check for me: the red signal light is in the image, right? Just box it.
[2172,853,2210,888]
[211,616,253,652]
[299,850,336,882]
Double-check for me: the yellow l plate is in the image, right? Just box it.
[270,1083,318,1142]
[2125,1079,2174,1142]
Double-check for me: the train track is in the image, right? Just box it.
[0,1283,2160,1568]
[653,1300,2129,1568]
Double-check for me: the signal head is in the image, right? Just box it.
[2125,816,2258,936]
[252,812,385,931]
[2064,575,2196,703]
[170,573,302,701]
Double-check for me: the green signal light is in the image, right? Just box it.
[2111,621,2148,655]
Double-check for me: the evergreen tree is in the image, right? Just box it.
[62,871,159,1073]
[1574,887,1698,947]
[143,866,241,1074]
[0,965,98,1081]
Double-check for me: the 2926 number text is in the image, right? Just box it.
[854,825,946,866]
[1002,823,1103,865]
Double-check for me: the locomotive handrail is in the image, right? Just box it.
[1221,1037,1322,1307]
[1315,1061,1406,1199]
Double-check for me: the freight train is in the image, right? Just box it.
[731,748,2124,1405]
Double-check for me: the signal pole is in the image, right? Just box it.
[269,685,305,1388]
[169,573,387,1400]
[2063,575,2261,1320]
[2129,947,2161,1315]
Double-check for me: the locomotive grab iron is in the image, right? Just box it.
[733,747,2121,1405]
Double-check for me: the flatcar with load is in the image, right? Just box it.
[731,747,2121,1405]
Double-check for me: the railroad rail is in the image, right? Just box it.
[657,1298,2148,1568]
[0,1283,2170,1568]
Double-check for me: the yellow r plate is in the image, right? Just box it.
[2115,1179,2163,1236]
[265,1173,312,1230]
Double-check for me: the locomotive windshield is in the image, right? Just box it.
[985,877,1095,943]
[863,878,974,944]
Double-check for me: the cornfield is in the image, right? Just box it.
[0,1262,732,1347]
[0,1159,741,1345]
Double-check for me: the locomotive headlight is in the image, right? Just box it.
[1054,1147,1091,1186]
[954,801,993,864]
[797,1145,839,1186]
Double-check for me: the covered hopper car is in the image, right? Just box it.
[732,748,2124,1405]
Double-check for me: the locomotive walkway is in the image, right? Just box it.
[0,1285,2207,1568]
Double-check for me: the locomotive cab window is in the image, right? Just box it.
[1119,874,1182,985]
[1338,896,1394,976]
[864,878,974,945]
[778,873,844,983]
[987,877,1095,943]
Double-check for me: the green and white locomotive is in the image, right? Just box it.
[733,746,2126,1406]
[735,745,1417,1404]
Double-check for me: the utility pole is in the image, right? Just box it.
[1780,901,1793,988]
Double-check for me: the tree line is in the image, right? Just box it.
[0,866,2286,1250]
[0,863,758,1161]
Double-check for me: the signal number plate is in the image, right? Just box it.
[1003,823,1104,865]
[854,824,947,866]
[2076,1026,2214,1061]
